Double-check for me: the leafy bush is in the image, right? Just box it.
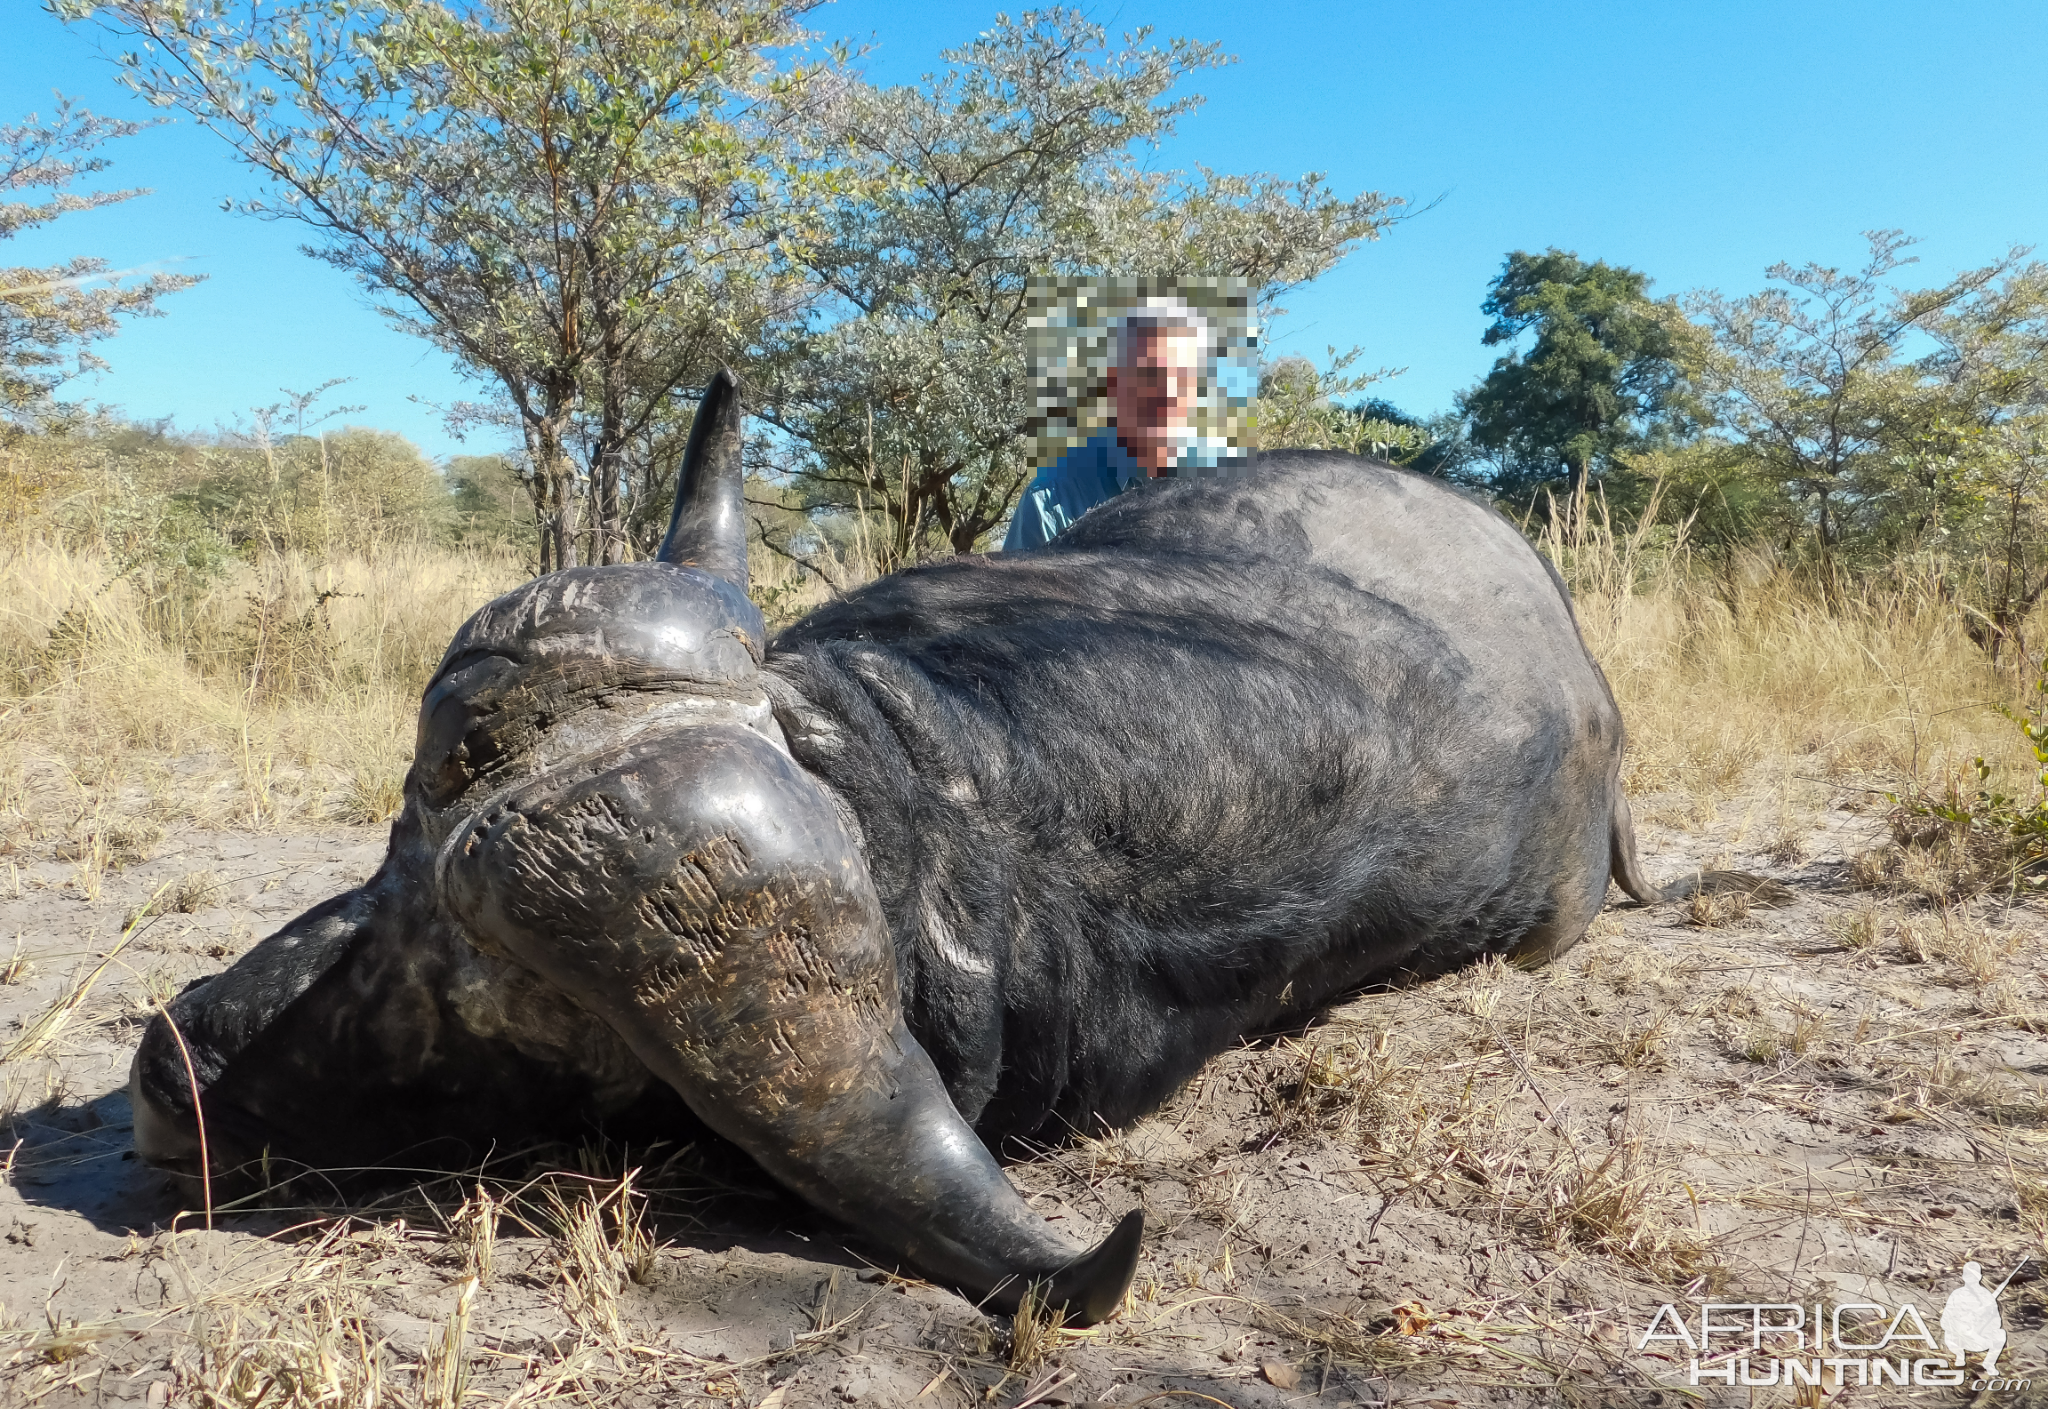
[1888,657,2048,890]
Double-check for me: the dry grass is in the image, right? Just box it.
[416,1275,478,1409]
[445,1186,500,1286]
[1596,1005,1675,1070]
[1683,887,1751,929]
[1541,491,2039,810]
[122,870,223,929]
[0,442,867,859]
[1003,1283,1068,1377]
[12,455,2048,1402]
[1515,1122,1710,1279]
[538,1172,662,1344]
[0,1225,392,1408]
[6,447,2041,866]
[1,535,522,840]
[1978,976,2048,1031]
[190,1279,389,1409]
[0,1149,880,1407]
[0,893,157,1064]
[0,934,27,985]
[1256,990,1711,1287]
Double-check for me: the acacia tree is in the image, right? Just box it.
[1898,262,2048,659]
[1255,351,1432,462]
[760,10,1399,556]
[1459,249,1693,513]
[1,95,198,426]
[1686,231,2021,573]
[71,0,828,570]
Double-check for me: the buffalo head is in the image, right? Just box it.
[131,371,1142,1323]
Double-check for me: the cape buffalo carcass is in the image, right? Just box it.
[129,371,1699,1324]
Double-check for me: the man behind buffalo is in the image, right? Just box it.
[1003,296,1223,551]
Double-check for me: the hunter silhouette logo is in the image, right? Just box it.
[1637,1258,2031,1390]
[1941,1261,2011,1374]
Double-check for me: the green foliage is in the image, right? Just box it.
[762,9,1398,556]
[1666,232,2048,657]
[72,0,829,570]
[1,95,200,424]
[185,426,457,555]
[6,414,469,567]
[1254,352,1432,463]
[1616,439,1789,548]
[3,423,235,639]
[1890,657,2048,885]
[1460,249,1694,508]
[1442,237,2048,666]
[1685,233,2035,558]
[446,454,537,556]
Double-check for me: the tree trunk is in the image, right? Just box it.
[552,443,581,572]
[521,411,580,575]
[587,267,629,567]
[521,421,556,576]
[588,371,627,565]
[590,439,625,565]
[948,513,978,556]
[1813,489,1843,613]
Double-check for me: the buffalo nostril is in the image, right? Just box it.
[128,1042,226,1183]
[129,1070,199,1170]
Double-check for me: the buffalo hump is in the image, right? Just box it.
[764,451,1626,1147]
[130,449,1653,1327]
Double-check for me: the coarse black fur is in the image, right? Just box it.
[763,450,1625,1149]
[131,448,1660,1318]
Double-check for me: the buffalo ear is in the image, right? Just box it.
[656,367,748,591]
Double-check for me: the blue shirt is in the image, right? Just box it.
[1002,430,1152,551]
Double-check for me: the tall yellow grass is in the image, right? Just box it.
[1542,490,2039,822]
[1,536,524,839]
[1,467,2037,859]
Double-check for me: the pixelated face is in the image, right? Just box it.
[1109,326,1203,473]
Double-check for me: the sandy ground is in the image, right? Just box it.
[2,788,2046,1407]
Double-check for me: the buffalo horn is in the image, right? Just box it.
[442,725,1145,1323]
[656,367,748,588]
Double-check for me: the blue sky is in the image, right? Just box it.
[5,0,2045,461]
